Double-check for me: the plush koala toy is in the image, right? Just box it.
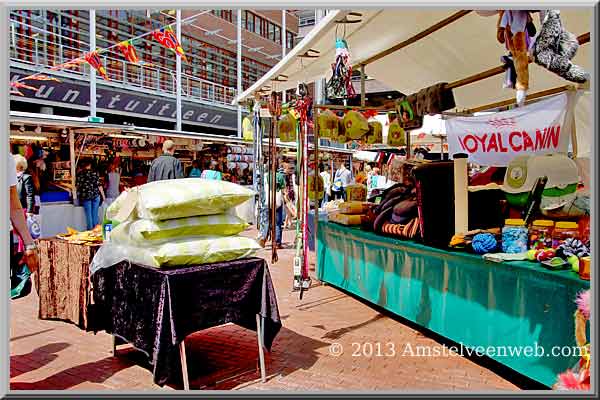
[533,10,589,83]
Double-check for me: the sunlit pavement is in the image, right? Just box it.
[10,227,522,391]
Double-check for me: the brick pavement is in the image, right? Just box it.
[10,227,526,392]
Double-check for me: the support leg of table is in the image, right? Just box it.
[112,335,117,356]
[256,314,266,383]
[179,340,190,390]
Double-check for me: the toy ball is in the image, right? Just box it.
[535,248,555,262]
[568,255,580,272]
[527,249,537,261]
[472,233,497,254]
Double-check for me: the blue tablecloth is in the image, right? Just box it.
[316,221,589,387]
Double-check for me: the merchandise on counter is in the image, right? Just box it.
[471,233,498,254]
[56,225,103,245]
[526,248,556,262]
[482,252,528,262]
[110,214,249,245]
[541,257,571,270]
[502,218,528,253]
[322,198,345,213]
[522,176,548,225]
[467,185,506,230]
[345,184,367,202]
[329,212,368,226]
[380,218,420,239]
[556,238,589,259]
[338,201,372,215]
[391,199,418,224]
[106,178,255,222]
[579,256,590,280]
[529,220,555,249]
[552,222,580,248]
[502,154,580,217]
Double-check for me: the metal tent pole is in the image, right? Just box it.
[237,9,243,138]
[89,9,96,117]
[176,9,182,131]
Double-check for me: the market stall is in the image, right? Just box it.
[234,8,592,390]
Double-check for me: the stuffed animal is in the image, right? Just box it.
[533,10,589,84]
[496,10,535,106]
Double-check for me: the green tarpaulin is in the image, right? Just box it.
[316,221,589,387]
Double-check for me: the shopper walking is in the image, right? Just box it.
[76,160,106,230]
[14,154,35,215]
[147,140,184,182]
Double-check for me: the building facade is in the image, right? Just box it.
[9,9,298,135]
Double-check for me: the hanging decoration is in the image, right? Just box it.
[152,26,188,63]
[10,89,24,96]
[21,74,61,82]
[117,39,140,64]
[84,51,110,80]
[10,81,39,92]
[326,32,356,100]
[50,58,86,71]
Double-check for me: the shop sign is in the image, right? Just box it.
[445,93,577,166]
[10,70,238,131]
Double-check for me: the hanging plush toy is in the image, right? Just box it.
[278,112,298,143]
[387,119,406,147]
[496,10,536,106]
[533,10,589,84]
[363,119,383,145]
[326,38,356,100]
[242,116,254,142]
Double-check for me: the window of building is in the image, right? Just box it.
[286,31,294,49]
[274,25,281,44]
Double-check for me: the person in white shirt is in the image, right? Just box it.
[319,164,332,207]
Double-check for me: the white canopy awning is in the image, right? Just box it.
[234,9,591,111]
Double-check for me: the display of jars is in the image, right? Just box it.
[552,221,579,249]
[502,219,528,254]
[528,220,554,250]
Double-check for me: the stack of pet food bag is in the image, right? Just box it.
[327,185,375,228]
[99,178,259,269]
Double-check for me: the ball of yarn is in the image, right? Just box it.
[472,233,497,254]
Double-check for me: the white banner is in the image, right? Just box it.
[446,93,577,166]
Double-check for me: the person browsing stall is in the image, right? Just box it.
[147,140,184,182]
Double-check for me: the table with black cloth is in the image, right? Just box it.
[89,257,281,388]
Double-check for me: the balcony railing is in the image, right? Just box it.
[10,21,238,106]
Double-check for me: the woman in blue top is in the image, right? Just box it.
[201,161,222,180]
[189,160,202,177]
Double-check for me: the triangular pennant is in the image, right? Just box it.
[152,26,188,63]
[117,39,140,64]
[22,74,61,82]
[10,89,24,96]
[11,81,39,91]
[84,51,110,80]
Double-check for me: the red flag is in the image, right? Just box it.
[10,89,24,96]
[152,26,188,63]
[117,40,139,64]
[84,51,110,80]
[23,74,61,82]
[50,58,85,71]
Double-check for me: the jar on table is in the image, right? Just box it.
[528,220,554,250]
[552,221,579,249]
[502,219,528,253]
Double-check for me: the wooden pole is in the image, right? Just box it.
[465,85,574,113]
[360,65,366,107]
[447,32,590,90]
[69,130,77,203]
[357,10,471,68]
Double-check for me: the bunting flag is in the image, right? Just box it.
[10,81,39,91]
[22,74,61,82]
[84,51,110,80]
[152,26,188,63]
[50,58,86,71]
[10,89,24,96]
[117,39,140,64]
